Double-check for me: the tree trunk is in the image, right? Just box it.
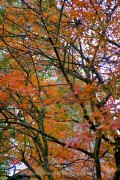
[94,132,102,180]
[114,136,120,180]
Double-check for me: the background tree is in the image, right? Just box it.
[0,0,120,179]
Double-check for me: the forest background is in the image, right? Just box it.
[0,0,120,179]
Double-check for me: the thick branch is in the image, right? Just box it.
[0,121,94,158]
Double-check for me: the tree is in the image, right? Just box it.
[0,128,9,180]
[0,0,120,179]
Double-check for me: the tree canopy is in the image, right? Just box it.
[0,0,120,179]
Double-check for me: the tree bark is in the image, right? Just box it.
[94,132,102,180]
[114,136,120,180]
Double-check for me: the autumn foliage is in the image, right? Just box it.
[0,0,120,179]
